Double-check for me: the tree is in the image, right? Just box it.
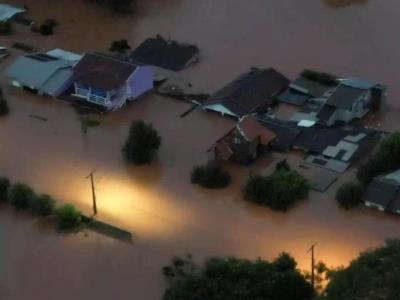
[275,159,291,172]
[122,120,161,165]
[110,39,131,53]
[8,183,35,210]
[336,182,363,210]
[243,169,310,212]
[54,204,82,230]
[323,240,400,300]
[163,254,314,300]
[91,0,136,13]
[191,161,231,189]
[0,97,9,116]
[0,177,10,202]
[30,194,55,216]
[0,21,12,35]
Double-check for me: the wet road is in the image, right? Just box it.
[1,0,400,299]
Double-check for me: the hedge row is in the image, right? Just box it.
[0,177,82,230]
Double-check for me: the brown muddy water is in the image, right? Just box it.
[1,0,400,299]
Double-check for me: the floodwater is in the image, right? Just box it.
[1,0,400,299]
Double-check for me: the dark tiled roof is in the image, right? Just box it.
[293,126,347,154]
[365,178,400,209]
[326,84,365,109]
[317,104,337,122]
[130,35,199,71]
[277,87,310,106]
[290,76,333,98]
[73,53,138,91]
[205,68,290,117]
[258,117,301,151]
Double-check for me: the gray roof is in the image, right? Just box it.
[0,4,25,21]
[325,84,365,109]
[289,77,333,98]
[341,78,379,90]
[5,54,73,96]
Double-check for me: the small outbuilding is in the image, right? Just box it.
[130,35,199,71]
[0,3,25,22]
[210,116,276,165]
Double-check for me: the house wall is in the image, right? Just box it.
[126,66,154,100]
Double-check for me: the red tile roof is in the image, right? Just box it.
[237,116,276,145]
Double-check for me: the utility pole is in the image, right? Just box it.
[307,243,317,289]
[86,170,97,215]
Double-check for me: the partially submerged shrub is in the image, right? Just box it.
[0,21,12,35]
[30,194,55,216]
[191,161,231,189]
[110,39,131,53]
[122,120,161,165]
[0,177,10,202]
[243,169,310,212]
[33,19,59,36]
[0,98,9,116]
[54,204,82,230]
[8,183,35,210]
[336,182,363,210]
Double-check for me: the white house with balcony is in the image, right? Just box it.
[72,53,154,111]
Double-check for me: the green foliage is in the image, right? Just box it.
[301,69,338,86]
[323,240,400,300]
[163,254,314,300]
[0,21,12,35]
[191,161,231,189]
[0,177,10,202]
[91,0,136,13]
[0,98,9,116]
[32,19,59,36]
[275,159,291,172]
[30,194,55,216]
[8,183,35,210]
[54,204,82,230]
[244,169,310,212]
[357,133,400,185]
[110,39,131,53]
[336,182,363,210]
[122,120,161,165]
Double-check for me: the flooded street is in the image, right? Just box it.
[1,0,400,299]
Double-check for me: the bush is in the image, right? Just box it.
[0,21,12,35]
[275,159,291,172]
[336,182,363,210]
[34,19,59,36]
[54,204,82,230]
[30,194,55,216]
[323,240,400,300]
[110,39,131,53]
[0,98,9,116]
[191,161,231,189]
[0,177,10,202]
[163,254,313,300]
[8,183,36,210]
[243,169,310,212]
[122,120,161,165]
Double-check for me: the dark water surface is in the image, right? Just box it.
[1,0,400,299]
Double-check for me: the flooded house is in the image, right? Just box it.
[0,3,25,22]
[210,115,276,165]
[202,68,290,119]
[364,170,400,215]
[130,35,199,71]
[5,53,74,97]
[316,79,387,126]
[71,53,154,111]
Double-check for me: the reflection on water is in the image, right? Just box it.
[323,0,369,9]
[1,0,400,299]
